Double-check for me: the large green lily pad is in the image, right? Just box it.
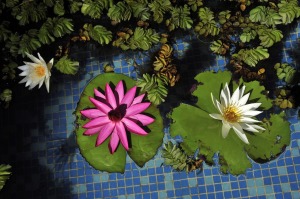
[75,73,164,173]
[170,71,290,175]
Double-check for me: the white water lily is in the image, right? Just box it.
[18,52,53,93]
[209,83,265,144]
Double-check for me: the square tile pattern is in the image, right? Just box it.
[1,23,300,199]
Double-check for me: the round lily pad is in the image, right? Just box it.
[75,73,164,173]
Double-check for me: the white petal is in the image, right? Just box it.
[18,65,29,70]
[224,83,231,102]
[221,121,231,138]
[239,85,246,99]
[45,77,50,93]
[26,52,42,65]
[240,123,259,133]
[209,113,223,120]
[241,110,262,117]
[19,77,28,84]
[231,86,240,104]
[238,93,250,106]
[239,103,261,112]
[232,123,249,144]
[38,79,44,88]
[215,100,224,114]
[19,71,29,76]
[48,58,54,70]
[251,124,266,131]
[239,117,260,123]
[211,93,217,108]
[220,90,228,107]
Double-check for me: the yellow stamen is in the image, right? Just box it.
[223,106,240,123]
[34,65,46,77]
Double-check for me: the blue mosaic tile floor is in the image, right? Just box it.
[1,21,300,199]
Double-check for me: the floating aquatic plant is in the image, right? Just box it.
[75,73,163,172]
[0,164,11,191]
[170,71,290,175]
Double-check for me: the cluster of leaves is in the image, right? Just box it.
[274,63,296,84]
[232,46,269,67]
[113,27,160,50]
[54,56,79,75]
[194,7,220,37]
[274,89,294,109]
[136,73,168,105]
[170,71,290,175]
[0,164,11,191]
[162,141,203,172]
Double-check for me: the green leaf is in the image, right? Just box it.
[186,0,203,12]
[240,28,257,43]
[198,7,214,23]
[0,21,11,42]
[136,74,168,105]
[278,0,300,25]
[210,40,227,55]
[81,0,113,19]
[257,28,283,48]
[108,2,132,22]
[54,56,79,75]
[195,7,219,37]
[148,0,172,23]
[193,71,232,114]
[232,46,269,67]
[129,2,151,21]
[170,72,290,175]
[245,112,290,163]
[167,5,193,31]
[53,0,65,16]
[75,73,163,172]
[84,24,112,45]
[249,6,267,23]
[0,164,11,191]
[18,29,41,57]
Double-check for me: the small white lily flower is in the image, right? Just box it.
[209,83,265,144]
[18,52,53,93]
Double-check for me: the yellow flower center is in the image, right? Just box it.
[223,106,240,123]
[34,65,46,77]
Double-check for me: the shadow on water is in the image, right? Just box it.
[0,78,75,198]
[159,37,216,126]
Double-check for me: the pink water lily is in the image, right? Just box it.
[81,80,155,154]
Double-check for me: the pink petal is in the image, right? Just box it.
[81,109,106,119]
[122,118,148,135]
[132,94,145,105]
[116,122,129,150]
[96,122,115,146]
[83,126,103,135]
[115,81,124,104]
[89,97,112,114]
[94,88,105,99]
[105,83,117,109]
[128,114,155,126]
[83,116,110,128]
[125,102,151,117]
[109,130,120,154]
[121,86,137,107]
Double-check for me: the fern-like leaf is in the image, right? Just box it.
[54,56,79,75]
[166,5,193,31]
[162,141,188,171]
[278,0,300,25]
[5,33,20,57]
[18,29,41,57]
[84,24,112,45]
[129,2,151,21]
[257,28,283,48]
[240,28,257,43]
[195,7,220,36]
[69,0,83,13]
[15,2,47,25]
[81,0,113,19]
[136,73,168,105]
[53,0,65,16]
[0,164,12,191]
[186,0,203,12]
[0,21,11,42]
[249,6,267,23]
[5,0,19,8]
[148,0,172,23]
[232,46,269,67]
[108,2,132,22]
